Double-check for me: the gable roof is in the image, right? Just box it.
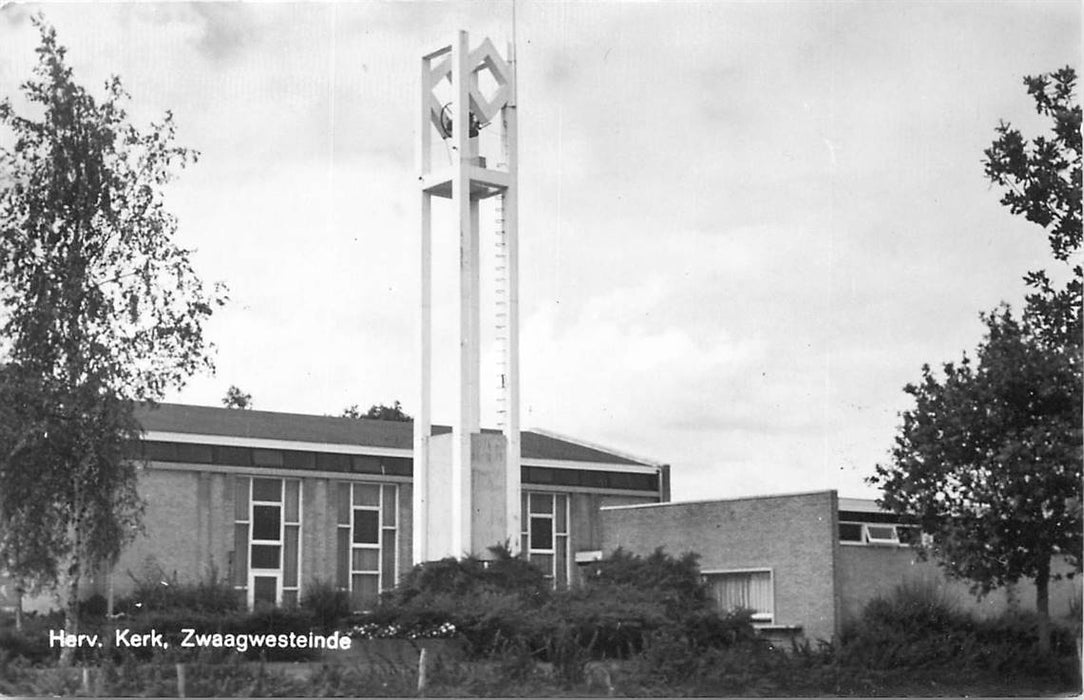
[135,403,654,467]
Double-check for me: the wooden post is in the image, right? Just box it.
[14,587,23,631]
[176,662,186,698]
[417,647,428,695]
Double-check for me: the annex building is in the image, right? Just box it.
[602,492,1080,642]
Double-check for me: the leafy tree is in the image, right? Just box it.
[872,67,1082,654]
[984,66,1081,266]
[0,19,225,659]
[341,400,412,422]
[984,66,1082,348]
[222,385,252,409]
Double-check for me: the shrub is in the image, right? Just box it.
[839,578,1079,681]
[0,627,54,665]
[366,544,757,688]
[543,584,668,659]
[365,589,540,657]
[78,594,108,619]
[558,548,752,659]
[387,543,549,607]
[0,611,64,664]
[301,579,351,631]
[971,610,1079,679]
[116,563,240,615]
[582,547,712,617]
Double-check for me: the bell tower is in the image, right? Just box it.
[413,31,520,562]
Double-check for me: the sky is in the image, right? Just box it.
[0,1,1079,503]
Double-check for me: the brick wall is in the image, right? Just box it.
[838,545,1081,624]
[114,468,202,589]
[600,491,841,642]
[110,466,413,604]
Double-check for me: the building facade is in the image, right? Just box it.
[9,403,1076,642]
[107,403,668,609]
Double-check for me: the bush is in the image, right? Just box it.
[365,589,539,657]
[839,578,974,669]
[300,579,351,631]
[387,543,549,607]
[0,611,63,664]
[115,564,240,615]
[971,610,1079,679]
[0,627,54,665]
[839,578,1079,681]
[583,547,713,617]
[78,594,108,619]
[366,544,757,688]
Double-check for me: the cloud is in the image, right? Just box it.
[0,4,32,27]
[188,3,252,63]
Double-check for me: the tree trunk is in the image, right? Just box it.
[59,508,84,667]
[59,558,80,667]
[1036,557,1051,655]
[14,586,23,632]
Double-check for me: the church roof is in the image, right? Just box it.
[135,402,654,467]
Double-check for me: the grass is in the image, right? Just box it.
[0,655,1075,697]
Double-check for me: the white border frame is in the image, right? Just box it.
[701,567,775,624]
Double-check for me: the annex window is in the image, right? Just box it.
[838,522,864,543]
[336,482,398,610]
[839,521,903,546]
[865,524,900,545]
[705,569,774,623]
[231,476,301,609]
[520,492,569,587]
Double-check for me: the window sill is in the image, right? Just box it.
[753,623,802,633]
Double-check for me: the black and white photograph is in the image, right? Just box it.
[0,1,1080,696]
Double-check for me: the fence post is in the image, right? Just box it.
[176,662,186,698]
[417,647,428,695]
[81,667,90,695]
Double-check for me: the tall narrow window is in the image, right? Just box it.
[336,481,397,610]
[520,492,569,586]
[232,477,302,608]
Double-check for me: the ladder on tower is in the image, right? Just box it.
[494,194,509,430]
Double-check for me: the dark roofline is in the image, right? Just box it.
[135,402,655,467]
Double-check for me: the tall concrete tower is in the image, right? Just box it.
[413,32,520,563]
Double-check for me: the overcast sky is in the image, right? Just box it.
[1,2,1079,503]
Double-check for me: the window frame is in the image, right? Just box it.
[520,491,570,587]
[236,477,302,609]
[336,481,398,610]
[864,523,901,545]
[702,567,775,624]
[839,520,905,546]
